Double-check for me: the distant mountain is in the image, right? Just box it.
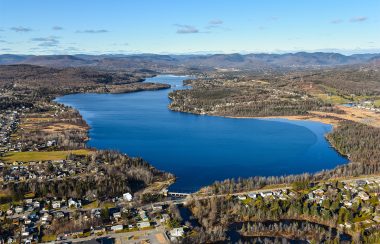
[0,52,379,70]
[0,54,30,65]
[19,55,97,67]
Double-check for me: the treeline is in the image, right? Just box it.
[2,150,174,201]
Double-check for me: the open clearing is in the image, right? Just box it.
[0,149,91,162]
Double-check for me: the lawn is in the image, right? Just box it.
[42,234,57,242]
[83,200,99,209]
[0,149,90,162]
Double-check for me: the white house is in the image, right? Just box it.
[111,225,123,232]
[260,191,273,198]
[137,221,150,229]
[170,227,185,237]
[247,193,257,199]
[123,193,133,201]
[15,206,24,214]
[113,212,121,219]
[237,195,246,200]
[358,191,370,201]
[68,199,81,208]
[52,201,61,209]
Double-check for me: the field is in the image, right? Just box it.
[0,149,91,162]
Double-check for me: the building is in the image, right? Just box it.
[113,212,121,219]
[170,227,184,237]
[247,193,257,199]
[358,191,370,201]
[237,195,247,200]
[111,225,123,232]
[137,221,150,229]
[123,192,133,201]
[52,201,61,209]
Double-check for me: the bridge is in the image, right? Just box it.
[168,192,191,197]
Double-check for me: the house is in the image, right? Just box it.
[52,201,61,209]
[247,193,257,199]
[237,195,246,200]
[358,191,370,201]
[15,206,24,214]
[91,208,101,218]
[260,191,273,198]
[137,221,150,229]
[113,212,121,219]
[54,211,65,219]
[345,222,353,229]
[33,201,40,209]
[170,227,184,237]
[41,213,52,223]
[356,180,367,187]
[152,204,163,211]
[123,192,133,201]
[344,201,353,208]
[373,216,380,223]
[111,225,123,232]
[68,199,81,208]
[25,199,33,204]
[313,189,324,196]
[160,214,170,223]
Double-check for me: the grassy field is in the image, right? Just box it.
[0,149,90,162]
[315,93,349,104]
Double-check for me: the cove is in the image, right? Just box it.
[56,75,348,192]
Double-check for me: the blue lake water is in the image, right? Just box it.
[56,75,348,192]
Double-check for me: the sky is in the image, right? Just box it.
[0,0,379,55]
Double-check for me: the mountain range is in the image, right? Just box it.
[0,52,379,71]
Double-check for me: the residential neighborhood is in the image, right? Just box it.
[234,178,380,235]
[0,188,189,243]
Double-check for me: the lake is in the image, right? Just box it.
[56,75,348,192]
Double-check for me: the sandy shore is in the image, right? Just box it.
[226,105,380,128]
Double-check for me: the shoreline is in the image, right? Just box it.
[224,114,341,127]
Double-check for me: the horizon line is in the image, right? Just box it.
[1,50,380,57]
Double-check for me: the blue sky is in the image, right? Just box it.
[0,0,379,55]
